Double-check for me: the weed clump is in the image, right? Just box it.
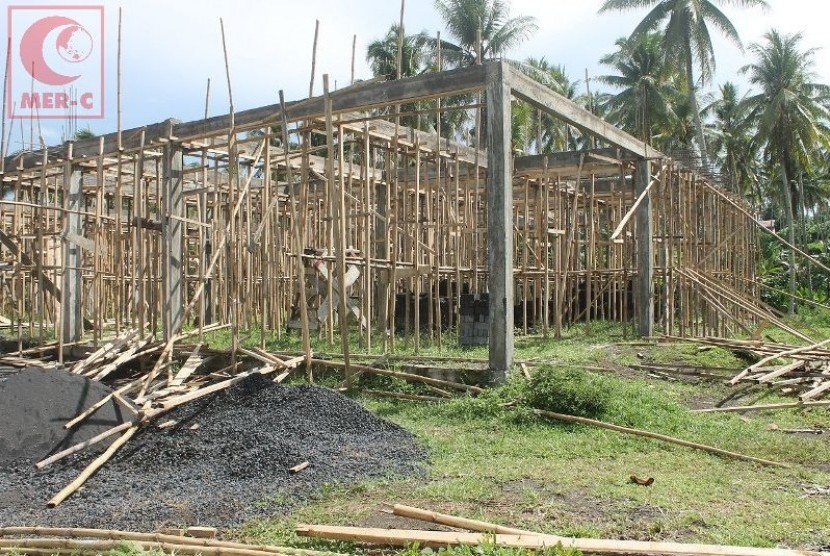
[522,366,610,419]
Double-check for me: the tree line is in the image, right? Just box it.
[366,0,830,314]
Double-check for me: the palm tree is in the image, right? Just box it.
[519,58,581,152]
[597,33,680,144]
[703,82,758,197]
[366,25,430,80]
[598,0,769,168]
[741,30,830,312]
[434,0,537,66]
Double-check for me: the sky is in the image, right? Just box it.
[2,0,829,149]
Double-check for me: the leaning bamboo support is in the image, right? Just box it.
[64,375,146,430]
[156,365,276,411]
[35,421,135,470]
[732,337,830,385]
[47,425,139,507]
[531,409,789,468]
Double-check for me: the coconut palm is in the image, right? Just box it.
[518,57,581,152]
[366,25,430,80]
[434,0,537,66]
[703,82,758,197]
[598,33,680,144]
[741,30,830,312]
[598,0,769,168]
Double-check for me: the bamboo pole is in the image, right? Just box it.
[312,358,482,394]
[47,425,139,507]
[391,504,536,535]
[0,529,347,556]
[296,525,824,556]
[693,400,830,413]
[279,91,313,380]
[35,421,135,469]
[531,409,789,468]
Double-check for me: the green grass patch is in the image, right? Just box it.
[240,348,830,550]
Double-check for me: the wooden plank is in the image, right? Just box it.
[169,344,203,387]
[296,525,823,556]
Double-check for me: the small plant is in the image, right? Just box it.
[522,366,610,418]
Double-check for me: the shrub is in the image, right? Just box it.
[522,366,610,418]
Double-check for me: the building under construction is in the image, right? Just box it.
[1,61,768,378]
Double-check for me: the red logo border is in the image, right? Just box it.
[6,4,105,120]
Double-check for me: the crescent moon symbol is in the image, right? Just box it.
[20,16,82,86]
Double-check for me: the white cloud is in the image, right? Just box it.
[4,0,827,140]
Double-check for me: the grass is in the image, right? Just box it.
[6,317,830,553]
[230,321,830,552]
[3,542,167,556]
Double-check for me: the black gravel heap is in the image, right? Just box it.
[0,374,426,530]
[0,368,131,466]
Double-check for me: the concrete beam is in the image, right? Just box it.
[4,64,489,172]
[636,160,654,336]
[162,143,184,340]
[486,63,514,381]
[507,65,663,161]
[514,148,639,178]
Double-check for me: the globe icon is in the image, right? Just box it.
[56,25,92,63]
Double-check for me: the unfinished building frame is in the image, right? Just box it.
[0,61,761,379]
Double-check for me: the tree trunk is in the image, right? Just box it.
[797,171,813,295]
[685,47,709,169]
[780,157,797,314]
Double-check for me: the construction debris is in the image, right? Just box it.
[0,527,349,556]
[0,372,425,529]
[296,504,828,556]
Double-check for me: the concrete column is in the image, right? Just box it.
[486,63,514,382]
[162,143,184,340]
[636,159,654,337]
[374,181,388,328]
[62,155,83,343]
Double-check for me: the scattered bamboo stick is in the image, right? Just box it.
[47,425,139,507]
[531,409,790,468]
[312,358,483,394]
[296,524,824,556]
[692,400,830,414]
[0,527,348,556]
[35,421,135,470]
[391,504,536,535]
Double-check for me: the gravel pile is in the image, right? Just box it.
[0,368,131,466]
[0,373,426,530]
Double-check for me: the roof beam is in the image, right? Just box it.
[506,63,663,160]
[4,63,489,173]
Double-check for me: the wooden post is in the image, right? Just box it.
[636,159,653,337]
[162,139,184,340]
[486,63,513,382]
[61,144,83,344]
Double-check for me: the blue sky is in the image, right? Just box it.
[4,0,829,149]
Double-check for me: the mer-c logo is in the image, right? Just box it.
[7,5,105,120]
